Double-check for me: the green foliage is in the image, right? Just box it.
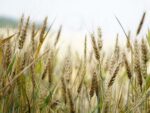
[146,29,150,46]
[0,14,150,113]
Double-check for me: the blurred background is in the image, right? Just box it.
[0,0,150,52]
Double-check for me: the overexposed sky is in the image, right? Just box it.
[0,0,150,51]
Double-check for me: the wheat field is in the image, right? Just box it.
[0,13,150,113]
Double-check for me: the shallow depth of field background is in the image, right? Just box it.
[1,0,150,113]
[0,0,150,52]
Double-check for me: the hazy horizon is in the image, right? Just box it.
[0,0,150,52]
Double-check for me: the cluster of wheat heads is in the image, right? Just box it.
[0,12,150,113]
